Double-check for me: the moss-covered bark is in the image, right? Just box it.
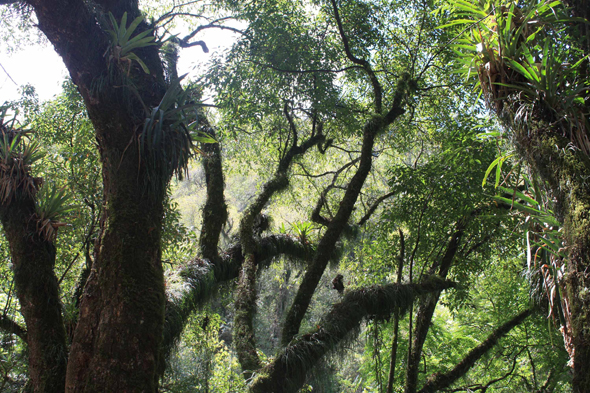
[65,170,166,392]
[198,121,227,264]
[0,197,68,393]
[161,235,313,373]
[24,0,175,391]
[234,124,325,376]
[281,78,407,346]
[0,315,27,343]
[517,130,590,392]
[251,278,457,393]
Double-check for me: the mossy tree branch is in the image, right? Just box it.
[161,234,314,373]
[0,177,68,392]
[251,277,457,393]
[235,109,326,376]
[281,77,408,346]
[418,308,533,393]
[198,117,228,264]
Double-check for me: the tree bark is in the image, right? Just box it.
[198,120,227,265]
[517,130,590,393]
[0,196,68,393]
[404,222,466,393]
[386,229,404,393]
[234,121,325,376]
[161,235,313,371]
[281,112,402,346]
[24,0,174,391]
[251,278,457,393]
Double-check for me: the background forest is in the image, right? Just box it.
[0,0,587,392]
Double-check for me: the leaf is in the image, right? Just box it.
[122,14,146,44]
[482,154,513,187]
[125,53,151,74]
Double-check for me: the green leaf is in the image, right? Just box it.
[125,53,151,74]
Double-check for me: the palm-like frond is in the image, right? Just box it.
[446,0,590,152]
[0,108,43,202]
[139,76,215,196]
[106,12,156,74]
[35,186,76,241]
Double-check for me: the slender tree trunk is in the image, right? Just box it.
[199,122,227,264]
[386,230,404,393]
[418,309,532,393]
[0,197,68,393]
[404,223,465,393]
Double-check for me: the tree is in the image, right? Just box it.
[0,0,573,392]
[446,0,590,390]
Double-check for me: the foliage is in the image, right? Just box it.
[444,0,589,152]
[0,0,582,391]
[105,12,157,74]
[34,186,75,241]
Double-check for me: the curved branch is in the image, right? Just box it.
[418,309,533,393]
[311,158,361,227]
[358,191,396,226]
[179,22,246,47]
[0,315,27,343]
[251,277,457,393]
[281,81,408,344]
[329,0,383,113]
[235,125,325,375]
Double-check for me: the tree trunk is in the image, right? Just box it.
[0,197,68,393]
[405,222,465,393]
[24,1,172,391]
[65,160,166,391]
[518,130,590,393]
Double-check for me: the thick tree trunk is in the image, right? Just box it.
[65,160,166,392]
[25,1,172,391]
[0,197,68,393]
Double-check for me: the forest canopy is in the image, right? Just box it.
[0,0,588,392]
